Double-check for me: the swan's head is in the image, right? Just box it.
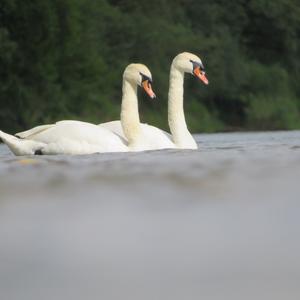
[173,52,209,85]
[123,64,156,99]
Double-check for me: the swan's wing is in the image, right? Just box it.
[99,120,127,144]
[141,124,175,150]
[15,120,89,140]
[98,120,122,133]
[99,121,124,137]
[26,120,128,154]
[5,120,127,155]
[143,124,172,139]
[100,120,175,150]
[15,124,54,139]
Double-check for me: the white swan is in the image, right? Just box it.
[100,52,209,150]
[0,64,157,155]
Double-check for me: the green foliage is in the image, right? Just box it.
[246,94,300,130]
[0,0,299,133]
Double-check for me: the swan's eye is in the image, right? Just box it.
[190,60,205,72]
[140,73,153,86]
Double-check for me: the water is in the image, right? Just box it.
[0,131,300,300]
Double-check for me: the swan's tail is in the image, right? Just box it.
[0,130,45,156]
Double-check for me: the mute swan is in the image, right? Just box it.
[0,64,157,155]
[100,52,209,149]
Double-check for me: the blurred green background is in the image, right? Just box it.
[1,0,300,133]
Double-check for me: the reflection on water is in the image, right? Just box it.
[0,131,300,300]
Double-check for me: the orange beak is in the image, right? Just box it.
[142,80,156,99]
[194,67,209,85]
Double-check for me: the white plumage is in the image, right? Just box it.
[100,52,208,150]
[0,64,157,155]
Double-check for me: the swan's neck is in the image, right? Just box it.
[121,80,141,145]
[168,65,196,148]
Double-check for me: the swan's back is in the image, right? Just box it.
[100,120,175,150]
[16,124,54,139]
[99,121,127,144]
[12,120,128,154]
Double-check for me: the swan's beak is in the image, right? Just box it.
[142,81,156,99]
[194,67,209,85]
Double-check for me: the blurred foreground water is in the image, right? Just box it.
[0,131,300,300]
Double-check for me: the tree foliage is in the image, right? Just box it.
[0,0,300,133]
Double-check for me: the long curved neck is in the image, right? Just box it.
[168,64,192,146]
[121,80,141,145]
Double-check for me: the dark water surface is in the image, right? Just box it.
[1,131,300,300]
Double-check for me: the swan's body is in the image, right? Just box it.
[0,121,127,155]
[99,120,175,150]
[100,52,208,150]
[0,64,158,155]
